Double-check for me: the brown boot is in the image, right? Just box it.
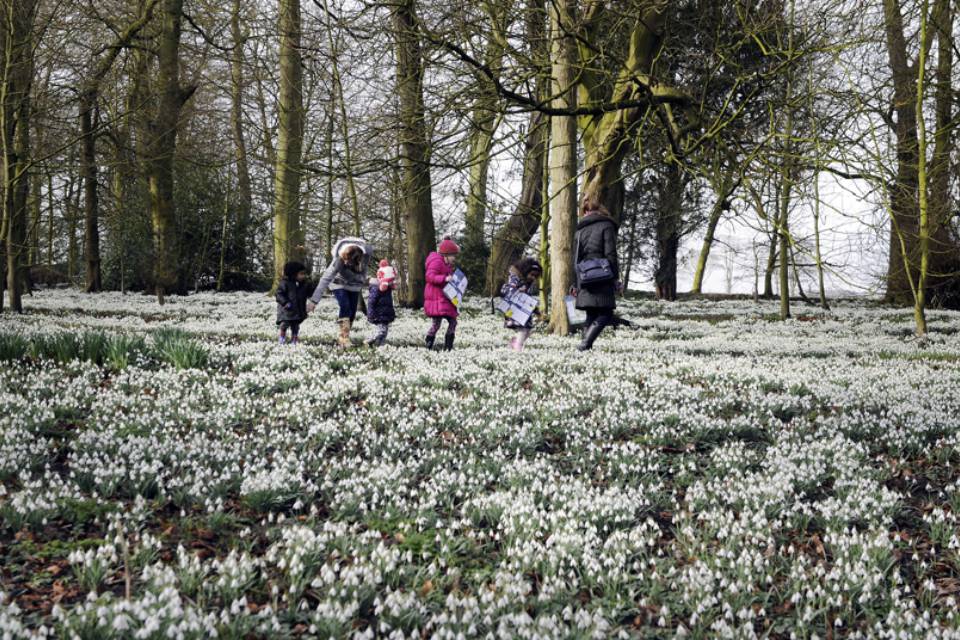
[337,318,353,348]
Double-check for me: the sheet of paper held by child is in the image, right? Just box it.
[497,290,538,327]
[564,295,587,327]
[443,269,468,307]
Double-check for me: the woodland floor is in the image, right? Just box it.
[1,290,959,638]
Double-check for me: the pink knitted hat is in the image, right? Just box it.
[438,238,460,255]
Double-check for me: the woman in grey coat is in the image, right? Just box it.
[306,236,374,347]
[572,197,620,351]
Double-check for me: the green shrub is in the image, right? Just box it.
[0,333,28,361]
[104,334,147,370]
[152,327,208,370]
[80,332,109,365]
[45,334,82,363]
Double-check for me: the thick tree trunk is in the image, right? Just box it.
[925,0,958,309]
[882,0,958,308]
[578,5,670,219]
[142,0,196,303]
[230,0,252,285]
[393,0,435,308]
[272,0,305,290]
[1,0,36,313]
[548,0,577,335]
[654,162,682,301]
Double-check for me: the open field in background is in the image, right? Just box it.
[1,290,960,638]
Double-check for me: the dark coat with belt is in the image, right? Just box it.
[367,282,396,325]
[276,278,309,325]
[574,212,619,310]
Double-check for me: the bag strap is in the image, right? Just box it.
[573,229,582,286]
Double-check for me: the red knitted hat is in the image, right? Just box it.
[438,238,460,255]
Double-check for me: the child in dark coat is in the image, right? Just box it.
[501,257,542,352]
[366,260,397,347]
[276,261,309,344]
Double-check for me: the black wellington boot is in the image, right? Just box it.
[425,334,436,350]
[443,334,455,351]
[577,322,604,351]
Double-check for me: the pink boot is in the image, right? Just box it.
[511,329,530,352]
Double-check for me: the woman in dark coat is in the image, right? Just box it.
[573,197,620,351]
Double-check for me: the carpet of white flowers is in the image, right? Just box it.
[1,289,960,639]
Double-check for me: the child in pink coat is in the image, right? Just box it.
[423,238,460,351]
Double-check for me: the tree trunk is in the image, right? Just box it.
[913,0,932,334]
[812,171,829,310]
[461,7,507,287]
[79,0,158,294]
[141,0,196,303]
[1,0,37,313]
[654,162,682,301]
[538,122,550,311]
[882,0,958,309]
[65,171,78,281]
[390,158,408,302]
[691,198,724,295]
[777,197,791,319]
[79,96,102,292]
[324,105,335,263]
[484,111,547,295]
[45,169,53,265]
[461,115,495,286]
[578,5,670,219]
[28,151,39,267]
[230,0,252,286]
[622,204,637,291]
[763,227,776,298]
[393,0,435,308]
[548,0,577,335]
[483,0,548,296]
[272,0,305,290]
[321,0,360,236]
[777,135,794,319]
[925,0,957,309]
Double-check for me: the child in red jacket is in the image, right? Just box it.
[423,238,460,351]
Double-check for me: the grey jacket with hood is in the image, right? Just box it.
[311,237,375,301]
